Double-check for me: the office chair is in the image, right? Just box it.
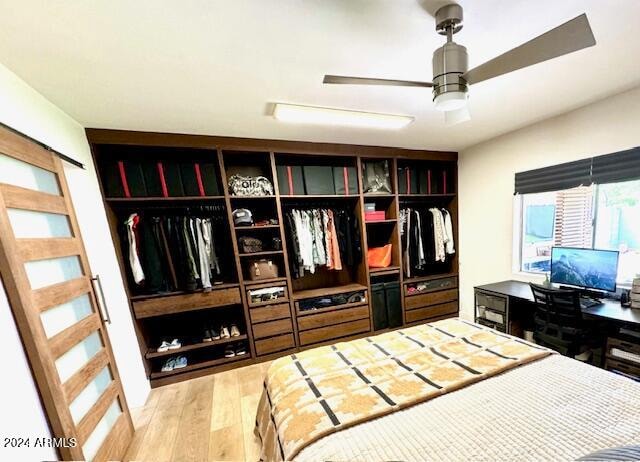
[529,283,599,360]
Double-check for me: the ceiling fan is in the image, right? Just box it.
[323,4,596,125]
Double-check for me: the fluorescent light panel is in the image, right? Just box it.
[273,103,413,129]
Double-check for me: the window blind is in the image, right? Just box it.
[514,158,592,195]
[514,147,640,194]
[591,147,640,185]
[553,186,594,248]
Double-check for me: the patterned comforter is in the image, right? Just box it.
[256,318,552,461]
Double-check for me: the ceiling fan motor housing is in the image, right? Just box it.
[432,42,468,101]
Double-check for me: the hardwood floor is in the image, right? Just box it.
[125,361,271,462]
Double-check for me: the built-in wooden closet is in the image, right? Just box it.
[87,129,459,387]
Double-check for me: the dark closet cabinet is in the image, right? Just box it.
[89,129,460,387]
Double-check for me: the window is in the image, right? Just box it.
[519,179,640,285]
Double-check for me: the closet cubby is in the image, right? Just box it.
[90,130,458,386]
[397,159,456,196]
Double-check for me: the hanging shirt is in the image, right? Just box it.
[125,213,145,284]
[442,209,455,254]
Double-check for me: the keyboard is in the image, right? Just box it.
[580,297,602,309]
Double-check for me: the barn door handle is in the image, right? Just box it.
[91,275,111,325]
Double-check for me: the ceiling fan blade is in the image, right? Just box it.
[323,75,433,88]
[463,13,596,85]
[444,105,471,126]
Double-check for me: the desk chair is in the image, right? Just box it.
[529,283,599,360]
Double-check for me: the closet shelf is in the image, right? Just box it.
[243,276,287,286]
[149,354,251,379]
[280,194,359,199]
[399,193,456,199]
[145,334,248,359]
[129,283,240,301]
[369,266,401,276]
[292,283,368,301]
[105,195,225,202]
[238,250,283,257]
[229,195,276,200]
[234,224,280,230]
[365,219,397,224]
[403,272,458,284]
[363,193,395,198]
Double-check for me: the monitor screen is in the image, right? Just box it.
[550,247,619,292]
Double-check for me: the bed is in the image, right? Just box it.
[256,318,640,461]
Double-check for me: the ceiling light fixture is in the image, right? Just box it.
[273,103,413,129]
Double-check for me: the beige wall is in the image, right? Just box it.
[0,62,149,460]
[457,85,640,320]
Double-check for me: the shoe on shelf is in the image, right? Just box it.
[230,324,241,337]
[157,340,171,353]
[174,356,188,369]
[161,357,176,372]
[224,346,236,358]
[203,329,212,342]
[220,325,231,339]
[235,343,247,356]
[168,338,181,350]
[210,327,221,340]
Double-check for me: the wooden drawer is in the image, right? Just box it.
[253,318,293,340]
[405,289,458,310]
[607,337,640,357]
[250,302,291,324]
[255,333,295,356]
[133,287,241,319]
[299,318,370,346]
[405,301,458,324]
[475,291,507,313]
[298,304,369,331]
[405,276,457,295]
[246,284,288,307]
[605,358,640,379]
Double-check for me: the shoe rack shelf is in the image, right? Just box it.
[145,334,249,359]
[89,129,459,388]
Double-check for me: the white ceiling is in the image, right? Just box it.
[0,0,639,151]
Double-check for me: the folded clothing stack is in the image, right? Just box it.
[632,278,640,309]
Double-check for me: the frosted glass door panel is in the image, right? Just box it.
[7,208,72,238]
[69,367,113,423]
[0,153,60,194]
[40,294,93,338]
[82,400,122,462]
[24,255,82,290]
[55,331,102,383]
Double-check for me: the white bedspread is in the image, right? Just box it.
[295,355,640,462]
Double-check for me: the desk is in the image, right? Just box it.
[474,280,640,379]
[474,280,640,328]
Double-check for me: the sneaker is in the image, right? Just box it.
[161,357,176,372]
[235,343,247,356]
[210,327,221,340]
[168,338,181,350]
[224,346,235,358]
[230,324,241,337]
[220,325,230,339]
[203,328,212,342]
[174,356,188,369]
[157,340,171,353]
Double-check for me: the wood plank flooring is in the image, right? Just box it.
[125,361,270,462]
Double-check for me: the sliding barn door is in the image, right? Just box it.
[0,126,133,461]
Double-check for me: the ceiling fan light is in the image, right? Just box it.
[434,91,468,111]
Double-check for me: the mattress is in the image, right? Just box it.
[294,354,640,461]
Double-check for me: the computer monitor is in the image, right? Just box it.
[550,247,619,293]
